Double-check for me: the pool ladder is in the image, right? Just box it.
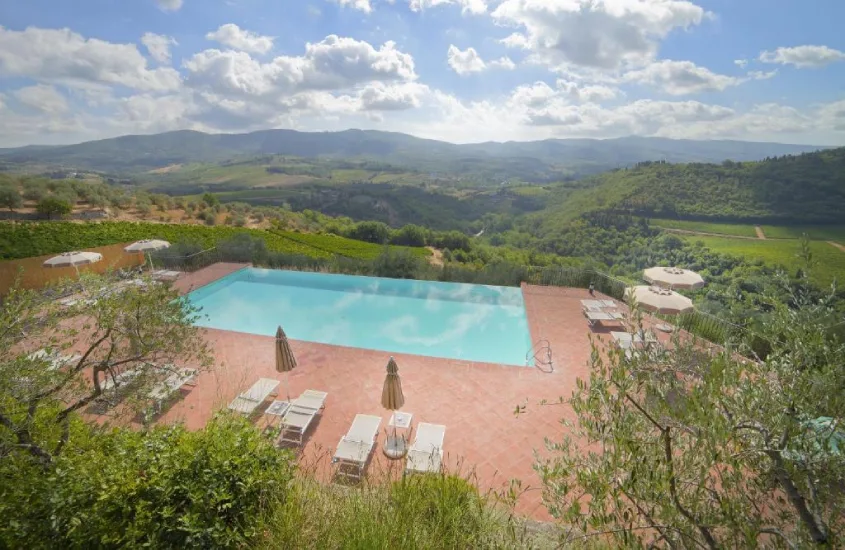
[526,339,554,372]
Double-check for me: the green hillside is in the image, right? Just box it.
[536,147,845,226]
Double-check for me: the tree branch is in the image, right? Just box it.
[765,449,828,544]
[758,527,797,550]
[663,426,719,550]
[0,411,52,467]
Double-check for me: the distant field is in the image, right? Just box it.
[510,186,550,197]
[683,235,845,287]
[651,219,757,238]
[759,225,845,241]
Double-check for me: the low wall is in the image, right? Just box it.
[0,242,144,295]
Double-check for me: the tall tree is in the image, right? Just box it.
[537,278,844,548]
[0,273,213,467]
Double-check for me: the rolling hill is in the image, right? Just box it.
[533,147,845,230]
[0,129,828,183]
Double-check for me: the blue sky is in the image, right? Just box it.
[1,0,844,146]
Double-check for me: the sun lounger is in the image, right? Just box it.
[333,414,382,481]
[227,377,280,415]
[278,390,329,446]
[405,423,446,474]
[99,368,140,393]
[147,368,198,414]
[152,270,181,281]
[583,310,625,327]
[27,349,81,371]
[581,299,618,310]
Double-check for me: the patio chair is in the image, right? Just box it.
[278,389,329,446]
[146,368,199,416]
[405,423,447,474]
[227,377,280,415]
[332,414,382,481]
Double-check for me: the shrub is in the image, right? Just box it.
[0,186,22,211]
[1,414,294,548]
[36,196,72,219]
[346,221,391,244]
[390,224,429,247]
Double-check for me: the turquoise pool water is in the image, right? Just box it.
[186,268,533,366]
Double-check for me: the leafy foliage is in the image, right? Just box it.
[1,414,293,548]
[537,285,845,548]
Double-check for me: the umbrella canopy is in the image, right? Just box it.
[626,285,694,315]
[381,357,405,411]
[124,239,171,253]
[643,266,705,290]
[43,251,103,268]
[275,326,297,373]
[275,326,297,402]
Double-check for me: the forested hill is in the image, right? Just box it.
[538,147,845,225]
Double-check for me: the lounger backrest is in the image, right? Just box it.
[241,377,279,401]
[412,423,446,453]
[346,414,381,443]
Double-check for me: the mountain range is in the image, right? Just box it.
[0,130,830,182]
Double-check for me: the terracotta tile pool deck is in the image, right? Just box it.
[155,264,669,520]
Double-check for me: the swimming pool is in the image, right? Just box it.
[186,268,533,366]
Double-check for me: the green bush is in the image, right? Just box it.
[35,196,72,220]
[0,414,293,548]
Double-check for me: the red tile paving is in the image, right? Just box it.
[143,264,671,521]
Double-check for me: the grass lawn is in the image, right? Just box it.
[684,235,845,287]
[759,225,845,241]
[650,219,758,238]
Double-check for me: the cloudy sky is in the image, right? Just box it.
[1,0,844,147]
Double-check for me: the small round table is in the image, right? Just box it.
[383,411,413,460]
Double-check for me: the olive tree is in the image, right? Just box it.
[537,280,844,548]
[0,273,213,467]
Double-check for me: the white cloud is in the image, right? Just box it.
[359,82,430,110]
[141,32,177,64]
[748,69,777,81]
[206,24,274,54]
[447,45,516,75]
[623,60,741,95]
[331,0,373,12]
[734,59,748,68]
[409,0,487,15]
[490,57,516,70]
[155,0,183,12]
[185,35,416,98]
[492,0,708,71]
[0,26,181,91]
[759,45,845,68]
[13,84,69,114]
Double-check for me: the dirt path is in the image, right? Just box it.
[426,246,444,267]
[828,241,845,253]
[754,226,766,240]
[655,227,763,240]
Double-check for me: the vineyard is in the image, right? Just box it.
[0,222,429,262]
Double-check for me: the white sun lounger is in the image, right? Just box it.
[333,414,382,481]
[98,368,140,393]
[405,423,447,474]
[27,349,81,371]
[152,270,181,281]
[278,389,329,446]
[584,310,625,327]
[581,299,618,310]
[147,368,198,414]
[227,377,280,415]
